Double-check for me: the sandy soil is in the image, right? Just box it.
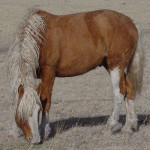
[0,0,150,150]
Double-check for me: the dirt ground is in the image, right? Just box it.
[0,0,150,150]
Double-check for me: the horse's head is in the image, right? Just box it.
[15,84,42,144]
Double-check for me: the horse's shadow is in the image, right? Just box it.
[49,114,150,138]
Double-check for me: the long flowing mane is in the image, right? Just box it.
[7,9,46,120]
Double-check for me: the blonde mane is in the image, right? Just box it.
[7,10,46,120]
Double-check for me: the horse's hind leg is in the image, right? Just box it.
[122,76,137,134]
[107,67,126,133]
[101,67,125,135]
[39,66,55,140]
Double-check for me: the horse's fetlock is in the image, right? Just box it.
[111,122,122,133]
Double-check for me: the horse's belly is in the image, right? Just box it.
[56,49,104,77]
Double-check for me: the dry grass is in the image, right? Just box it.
[0,0,150,150]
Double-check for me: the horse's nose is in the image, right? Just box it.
[27,137,32,143]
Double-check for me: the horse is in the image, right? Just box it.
[7,9,144,144]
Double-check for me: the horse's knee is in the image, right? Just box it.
[40,98,51,112]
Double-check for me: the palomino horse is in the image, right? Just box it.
[8,9,144,144]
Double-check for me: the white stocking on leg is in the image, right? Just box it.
[109,67,124,133]
[122,99,137,134]
[39,112,51,140]
[101,68,124,135]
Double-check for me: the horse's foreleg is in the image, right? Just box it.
[39,66,55,140]
[40,112,51,140]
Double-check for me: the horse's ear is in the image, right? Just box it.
[18,85,24,100]
[36,83,42,95]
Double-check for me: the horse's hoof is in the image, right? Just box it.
[131,123,138,131]
[44,136,49,141]
[121,126,133,135]
[122,121,138,135]
[101,130,111,136]
[100,124,111,136]
[111,123,122,134]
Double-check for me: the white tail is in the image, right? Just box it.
[128,24,144,95]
